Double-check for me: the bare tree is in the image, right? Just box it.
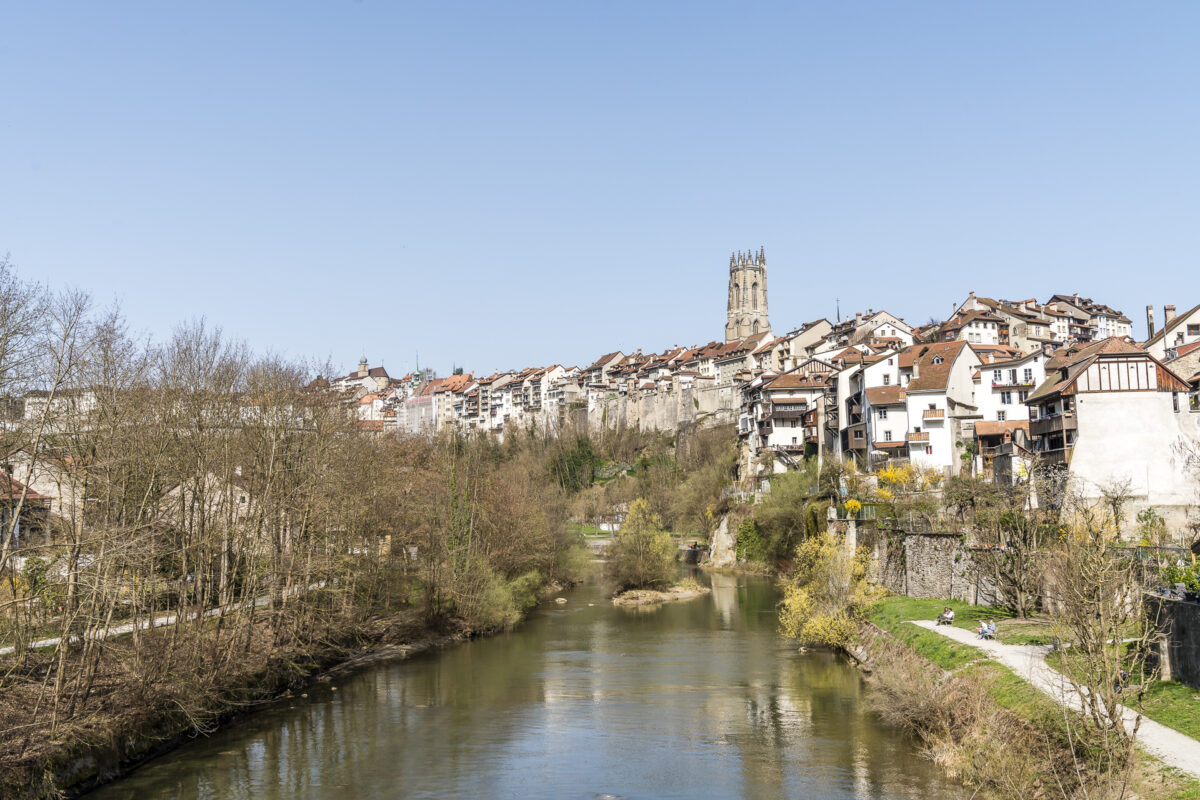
[1047,489,1165,788]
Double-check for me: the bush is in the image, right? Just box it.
[1160,558,1200,593]
[736,519,767,562]
[778,531,881,648]
[607,498,677,591]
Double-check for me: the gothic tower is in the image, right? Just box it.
[725,247,770,341]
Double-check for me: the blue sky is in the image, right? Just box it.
[3,2,1199,377]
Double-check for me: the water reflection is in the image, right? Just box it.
[88,570,959,800]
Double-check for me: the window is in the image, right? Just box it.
[933,355,944,364]
[883,374,891,385]
[993,370,1002,383]
[888,358,894,366]
[1008,369,1018,384]
[1023,368,1033,383]
[1173,392,1180,413]
[1189,324,1200,337]
[878,408,888,420]
[1000,391,1012,404]
[997,411,1006,421]
[854,430,864,439]
[884,430,893,441]
[1018,390,1029,402]
[925,446,933,455]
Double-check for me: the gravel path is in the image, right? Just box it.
[913,619,1200,780]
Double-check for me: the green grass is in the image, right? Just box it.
[1141,681,1200,741]
[868,596,1007,670]
[1045,642,1200,745]
[868,596,1200,799]
[993,617,1057,646]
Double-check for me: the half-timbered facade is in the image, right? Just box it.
[1025,337,1197,532]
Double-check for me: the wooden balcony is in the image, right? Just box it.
[907,431,930,443]
[1030,413,1076,438]
[1040,447,1073,467]
[922,408,945,421]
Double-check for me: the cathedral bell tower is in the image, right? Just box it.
[725,247,770,341]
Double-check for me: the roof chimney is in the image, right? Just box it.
[1146,305,1156,338]
[855,311,862,322]
[1165,304,1177,325]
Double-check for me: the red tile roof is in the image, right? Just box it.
[0,473,49,502]
[974,420,1029,438]
[907,341,970,392]
[865,386,906,405]
[764,373,831,390]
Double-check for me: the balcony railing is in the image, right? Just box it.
[1039,447,1072,467]
[907,431,930,443]
[922,408,945,420]
[1030,413,1077,438]
[992,379,1037,389]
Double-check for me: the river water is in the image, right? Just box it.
[88,569,961,800]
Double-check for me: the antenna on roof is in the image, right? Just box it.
[836,297,840,323]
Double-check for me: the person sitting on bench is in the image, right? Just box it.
[936,607,954,626]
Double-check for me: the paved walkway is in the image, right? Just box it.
[912,620,1200,780]
[0,582,321,657]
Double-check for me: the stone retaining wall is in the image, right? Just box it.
[851,524,999,606]
[1148,595,1200,689]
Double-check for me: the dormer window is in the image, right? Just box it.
[933,355,944,365]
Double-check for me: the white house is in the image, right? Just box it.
[1144,303,1200,360]
[904,341,981,475]
[971,349,1046,425]
[942,310,1004,346]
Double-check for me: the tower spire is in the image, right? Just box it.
[725,246,771,342]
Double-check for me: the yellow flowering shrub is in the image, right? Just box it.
[778,531,883,648]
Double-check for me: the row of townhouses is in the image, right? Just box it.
[324,251,1200,533]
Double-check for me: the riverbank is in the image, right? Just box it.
[0,612,438,799]
[851,597,1200,799]
[3,580,578,800]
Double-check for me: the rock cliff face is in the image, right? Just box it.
[708,516,737,568]
[588,384,737,434]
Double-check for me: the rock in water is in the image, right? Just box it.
[555,597,568,605]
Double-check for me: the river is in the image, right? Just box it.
[87,569,961,799]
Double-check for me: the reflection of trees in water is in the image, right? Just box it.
[91,574,952,800]
[710,642,944,799]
